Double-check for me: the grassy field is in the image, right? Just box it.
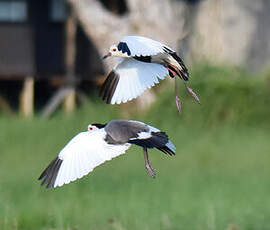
[0,65,270,230]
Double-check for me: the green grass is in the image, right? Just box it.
[1,65,270,230]
[147,64,270,127]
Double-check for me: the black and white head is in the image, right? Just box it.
[87,123,106,131]
[103,43,130,59]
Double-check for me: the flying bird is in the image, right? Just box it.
[100,35,200,114]
[38,120,176,188]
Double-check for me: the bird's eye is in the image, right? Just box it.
[112,48,117,52]
[89,127,93,131]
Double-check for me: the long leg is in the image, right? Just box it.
[184,82,200,104]
[167,64,200,109]
[174,77,181,114]
[166,66,181,114]
[143,148,156,178]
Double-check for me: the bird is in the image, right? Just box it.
[100,35,200,114]
[38,120,176,188]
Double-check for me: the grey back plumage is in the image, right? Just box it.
[105,120,148,144]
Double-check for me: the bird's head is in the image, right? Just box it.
[87,123,106,132]
[87,124,99,132]
[103,45,129,59]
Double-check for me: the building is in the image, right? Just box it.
[0,0,105,117]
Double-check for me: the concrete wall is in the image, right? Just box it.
[183,0,270,72]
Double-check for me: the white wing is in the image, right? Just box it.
[121,35,175,57]
[101,58,169,104]
[40,130,131,188]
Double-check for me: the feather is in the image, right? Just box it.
[105,58,168,104]
[39,130,130,188]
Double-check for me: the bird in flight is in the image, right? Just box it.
[100,35,200,114]
[38,120,175,188]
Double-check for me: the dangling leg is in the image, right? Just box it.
[143,148,156,178]
[167,66,181,114]
[184,82,200,104]
[167,64,200,105]
[174,77,181,114]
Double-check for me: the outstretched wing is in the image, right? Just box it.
[120,36,175,57]
[100,58,169,104]
[119,36,189,81]
[38,130,130,188]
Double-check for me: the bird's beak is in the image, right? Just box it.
[103,52,112,59]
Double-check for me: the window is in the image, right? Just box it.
[50,0,67,22]
[0,1,27,22]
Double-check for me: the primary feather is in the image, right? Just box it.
[100,58,169,104]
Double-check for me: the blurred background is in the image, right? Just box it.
[0,0,270,229]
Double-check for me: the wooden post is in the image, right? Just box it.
[64,87,76,113]
[41,87,71,118]
[0,94,13,115]
[63,7,77,114]
[20,76,34,117]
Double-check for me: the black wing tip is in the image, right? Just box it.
[181,73,189,81]
[157,145,175,156]
[38,157,63,189]
[129,131,173,155]
[164,49,189,81]
[99,71,119,104]
[148,132,175,156]
[163,46,174,53]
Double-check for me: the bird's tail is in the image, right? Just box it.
[170,53,189,81]
[129,132,176,156]
[157,138,176,156]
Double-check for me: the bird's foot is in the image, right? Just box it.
[145,163,156,178]
[175,95,181,115]
[185,84,200,104]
